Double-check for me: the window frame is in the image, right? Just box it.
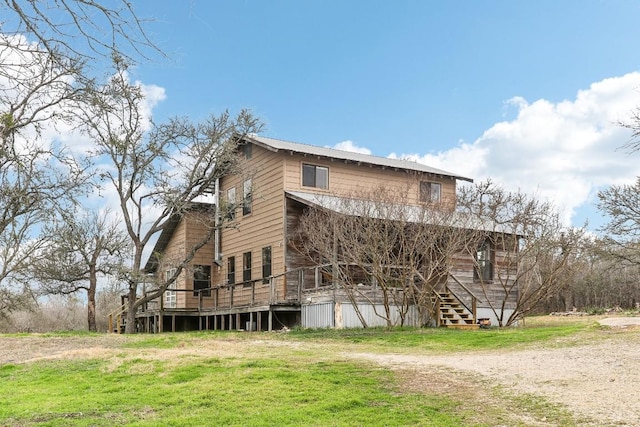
[193,265,211,297]
[164,268,177,308]
[243,142,252,159]
[242,179,252,216]
[242,251,252,282]
[262,246,272,284]
[302,163,329,189]
[227,256,236,285]
[226,187,236,220]
[419,181,441,204]
[473,239,494,282]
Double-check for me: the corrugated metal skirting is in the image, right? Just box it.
[302,302,422,329]
[302,302,335,328]
[341,303,421,328]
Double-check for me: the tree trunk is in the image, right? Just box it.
[87,264,97,332]
[124,285,138,333]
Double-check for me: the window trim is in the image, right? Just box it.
[164,268,177,308]
[474,239,494,282]
[419,181,441,204]
[242,251,252,282]
[243,142,252,159]
[193,265,211,297]
[227,256,236,285]
[226,187,236,220]
[262,246,272,284]
[242,179,252,216]
[302,163,329,189]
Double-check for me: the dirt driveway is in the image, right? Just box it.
[349,318,640,427]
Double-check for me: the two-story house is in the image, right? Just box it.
[121,136,516,333]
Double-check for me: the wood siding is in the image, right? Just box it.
[449,249,518,311]
[217,144,287,295]
[282,153,457,208]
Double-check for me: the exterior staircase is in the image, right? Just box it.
[435,291,479,329]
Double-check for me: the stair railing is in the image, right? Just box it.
[446,273,485,324]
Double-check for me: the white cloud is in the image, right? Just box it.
[391,72,640,227]
[331,140,372,155]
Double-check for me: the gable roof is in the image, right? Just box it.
[245,135,473,182]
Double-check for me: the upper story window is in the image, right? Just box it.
[420,181,441,203]
[243,142,252,159]
[474,239,493,282]
[302,164,329,189]
[243,179,252,215]
[226,187,236,220]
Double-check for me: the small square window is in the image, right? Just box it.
[302,164,329,189]
[420,181,441,203]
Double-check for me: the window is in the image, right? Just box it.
[302,164,329,189]
[193,265,211,297]
[262,246,272,283]
[243,179,252,216]
[420,181,441,203]
[243,142,252,159]
[226,187,236,220]
[242,251,252,282]
[164,268,177,309]
[227,256,236,285]
[474,240,493,282]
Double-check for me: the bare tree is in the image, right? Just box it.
[457,180,584,326]
[79,58,263,333]
[293,186,475,327]
[30,209,130,331]
[1,1,160,68]
[597,178,640,266]
[0,1,159,317]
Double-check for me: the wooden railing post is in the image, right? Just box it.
[472,297,477,323]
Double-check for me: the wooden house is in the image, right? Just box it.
[120,136,517,332]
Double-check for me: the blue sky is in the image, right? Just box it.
[128,1,640,229]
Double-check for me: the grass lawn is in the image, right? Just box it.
[0,316,602,426]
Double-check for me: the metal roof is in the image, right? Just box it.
[286,191,510,234]
[246,135,473,182]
